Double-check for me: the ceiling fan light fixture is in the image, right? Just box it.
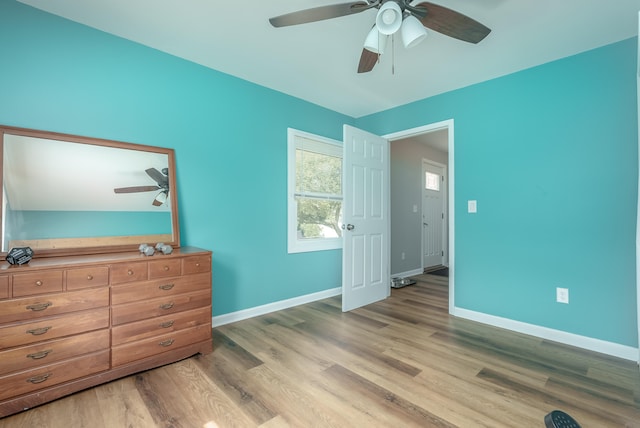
[375,1,402,35]
[363,26,388,54]
[153,190,168,206]
[401,15,428,49]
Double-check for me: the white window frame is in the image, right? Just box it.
[287,128,343,254]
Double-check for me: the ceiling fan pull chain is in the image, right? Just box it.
[377,30,382,65]
[392,34,395,75]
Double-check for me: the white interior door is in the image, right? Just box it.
[342,125,390,312]
[422,160,446,268]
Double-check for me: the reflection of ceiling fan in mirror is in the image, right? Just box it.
[269,0,491,73]
[114,167,169,206]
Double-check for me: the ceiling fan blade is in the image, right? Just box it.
[270,1,375,28]
[415,2,491,44]
[145,167,168,187]
[114,185,161,193]
[357,49,379,73]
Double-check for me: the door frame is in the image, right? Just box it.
[636,10,640,364]
[421,159,448,270]
[384,119,455,314]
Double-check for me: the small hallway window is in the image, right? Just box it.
[425,171,440,191]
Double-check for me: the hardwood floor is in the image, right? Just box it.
[2,274,640,427]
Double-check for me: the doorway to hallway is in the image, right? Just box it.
[386,119,454,313]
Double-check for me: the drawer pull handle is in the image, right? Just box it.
[195,263,200,267]
[26,302,53,312]
[87,274,94,280]
[27,373,52,384]
[159,302,174,310]
[160,320,175,328]
[35,280,43,286]
[27,327,52,336]
[127,270,134,276]
[159,283,174,290]
[27,349,53,360]
[159,339,175,347]
[163,265,170,271]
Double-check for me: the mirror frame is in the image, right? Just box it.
[1,125,180,259]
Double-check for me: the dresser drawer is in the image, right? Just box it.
[148,258,182,279]
[67,266,109,290]
[0,329,109,376]
[0,350,110,402]
[183,255,211,275]
[111,272,211,305]
[112,324,211,367]
[12,270,63,297]
[0,308,109,349]
[111,290,211,326]
[112,306,211,346]
[0,276,8,299]
[110,261,148,285]
[0,287,109,325]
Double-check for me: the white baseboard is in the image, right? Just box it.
[452,306,639,362]
[212,287,342,327]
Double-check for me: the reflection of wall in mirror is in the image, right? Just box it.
[4,208,172,249]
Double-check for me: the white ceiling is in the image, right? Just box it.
[17,0,640,118]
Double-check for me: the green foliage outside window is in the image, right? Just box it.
[297,198,342,238]
[295,148,342,239]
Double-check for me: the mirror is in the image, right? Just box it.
[1,126,180,258]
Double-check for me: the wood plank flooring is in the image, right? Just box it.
[2,274,640,427]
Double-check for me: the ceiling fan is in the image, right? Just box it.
[114,167,169,206]
[269,0,491,73]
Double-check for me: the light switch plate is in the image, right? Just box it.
[556,287,569,304]
[468,200,477,213]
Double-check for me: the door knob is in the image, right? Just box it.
[346,224,355,231]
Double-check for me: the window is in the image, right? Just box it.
[425,171,440,191]
[288,128,342,253]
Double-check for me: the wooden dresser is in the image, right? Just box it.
[0,246,213,417]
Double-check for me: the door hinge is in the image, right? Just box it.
[442,250,444,256]
[442,213,444,219]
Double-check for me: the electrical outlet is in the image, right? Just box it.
[556,287,569,304]
[401,252,405,260]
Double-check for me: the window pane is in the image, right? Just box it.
[296,198,342,239]
[425,172,440,191]
[296,149,342,195]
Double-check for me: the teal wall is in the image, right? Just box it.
[1,2,637,348]
[356,39,639,347]
[0,1,351,316]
